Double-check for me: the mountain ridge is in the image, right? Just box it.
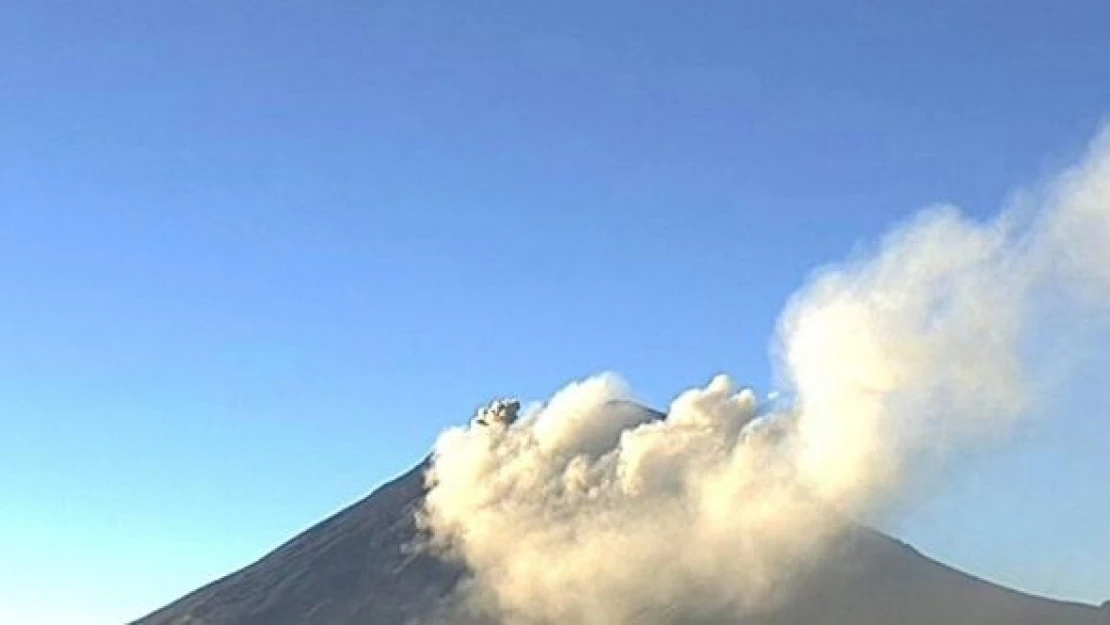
[132,427,1106,625]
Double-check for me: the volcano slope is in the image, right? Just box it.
[132,402,1106,625]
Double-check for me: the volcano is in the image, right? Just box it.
[131,414,1107,625]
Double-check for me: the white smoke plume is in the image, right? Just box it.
[420,130,1110,625]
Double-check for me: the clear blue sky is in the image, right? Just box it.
[3,2,1108,623]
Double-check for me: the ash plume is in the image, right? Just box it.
[419,129,1110,625]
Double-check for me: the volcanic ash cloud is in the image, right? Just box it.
[419,130,1110,625]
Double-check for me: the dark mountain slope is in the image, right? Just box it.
[132,461,460,625]
[132,453,1106,625]
[760,527,1104,625]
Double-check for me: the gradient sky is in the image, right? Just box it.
[3,2,1109,623]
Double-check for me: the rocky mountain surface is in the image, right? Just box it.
[133,431,1106,625]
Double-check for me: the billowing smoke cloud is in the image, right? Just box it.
[419,130,1110,625]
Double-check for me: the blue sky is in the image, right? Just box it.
[2,2,1109,623]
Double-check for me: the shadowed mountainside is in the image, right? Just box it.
[132,425,1106,625]
[133,460,456,625]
